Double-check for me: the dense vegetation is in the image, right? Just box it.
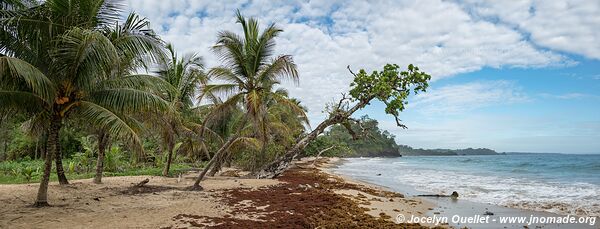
[397,145,498,156]
[304,116,402,157]
[1,0,431,206]
[302,116,498,158]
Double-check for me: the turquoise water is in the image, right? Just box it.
[334,154,600,217]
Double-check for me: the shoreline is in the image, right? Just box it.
[330,157,598,229]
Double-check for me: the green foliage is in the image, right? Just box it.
[71,136,96,173]
[304,116,402,157]
[0,158,197,184]
[104,145,126,172]
[349,64,430,127]
[397,145,498,156]
[5,127,36,160]
[20,166,35,181]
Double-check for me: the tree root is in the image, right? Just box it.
[32,201,50,208]
[185,185,204,191]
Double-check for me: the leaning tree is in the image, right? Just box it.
[253,63,431,179]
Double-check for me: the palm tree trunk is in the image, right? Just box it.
[52,119,68,185]
[162,140,175,177]
[55,142,68,185]
[94,132,109,184]
[35,116,61,207]
[192,135,237,189]
[207,153,223,176]
[192,117,248,189]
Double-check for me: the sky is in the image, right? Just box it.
[125,0,600,154]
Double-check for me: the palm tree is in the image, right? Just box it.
[91,13,168,184]
[206,89,308,176]
[191,10,305,189]
[1,0,125,184]
[0,0,168,206]
[155,44,205,176]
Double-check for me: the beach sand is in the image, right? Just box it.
[0,157,440,228]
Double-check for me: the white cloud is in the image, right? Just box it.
[456,0,600,59]
[124,0,582,122]
[410,81,530,114]
[539,93,600,100]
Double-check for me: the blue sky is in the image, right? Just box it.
[356,56,600,153]
[126,0,600,153]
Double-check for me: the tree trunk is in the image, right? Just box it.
[252,99,369,179]
[192,117,248,189]
[55,125,68,185]
[192,135,238,189]
[208,148,233,176]
[35,117,61,207]
[162,140,175,177]
[251,124,327,179]
[208,155,222,177]
[94,132,109,184]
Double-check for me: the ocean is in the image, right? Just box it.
[333,154,600,217]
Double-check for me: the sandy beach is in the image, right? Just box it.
[0,157,438,228]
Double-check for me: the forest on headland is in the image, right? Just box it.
[0,0,435,206]
[303,115,498,157]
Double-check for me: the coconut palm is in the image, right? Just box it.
[206,89,308,176]
[154,44,206,176]
[90,13,169,184]
[1,0,126,184]
[0,0,168,206]
[191,10,306,189]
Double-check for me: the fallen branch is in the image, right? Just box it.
[135,178,149,187]
[312,145,337,166]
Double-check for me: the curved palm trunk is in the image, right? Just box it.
[192,135,238,189]
[35,116,61,207]
[207,155,222,177]
[55,144,68,185]
[94,132,109,184]
[162,140,175,177]
[207,146,234,176]
[252,99,369,179]
[192,112,249,189]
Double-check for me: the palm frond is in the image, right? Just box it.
[74,100,142,147]
[88,88,170,114]
[106,12,165,73]
[97,74,176,95]
[0,57,55,103]
[0,90,47,113]
[51,28,119,90]
[258,55,298,85]
[207,67,244,85]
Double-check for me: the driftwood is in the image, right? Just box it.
[135,178,149,187]
[311,145,337,166]
[417,191,459,199]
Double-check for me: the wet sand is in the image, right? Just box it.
[328,158,599,229]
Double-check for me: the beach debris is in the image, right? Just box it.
[135,178,149,187]
[483,211,494,216]
[451,191,459,199]
[417,191,459,199]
